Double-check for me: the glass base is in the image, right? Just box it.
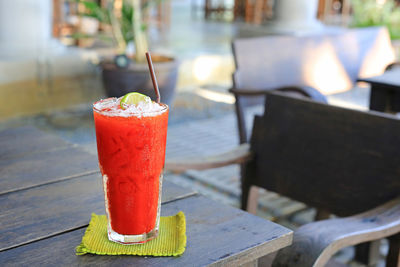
[105,174,163,245]
[107,223,159,245]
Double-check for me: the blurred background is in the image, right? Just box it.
[1,1,400,265]
[0,0,399,122]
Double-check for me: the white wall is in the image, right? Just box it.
[270,0,323,32]
[0,0,53,59]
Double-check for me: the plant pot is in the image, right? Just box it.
[268,0,322,32]
[101,55,179,107]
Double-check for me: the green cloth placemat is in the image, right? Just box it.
[76,212,186,256]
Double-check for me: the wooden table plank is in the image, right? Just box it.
[0,195,292,266]
[358,68,400,88]
[358,69,400,113]
[0,146,99,195]
[0,126,71,160]
[0,174,196,252]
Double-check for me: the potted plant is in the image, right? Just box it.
[351,0,400,40]
[76,0,178,106]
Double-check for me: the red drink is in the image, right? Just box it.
[93,97,168,244]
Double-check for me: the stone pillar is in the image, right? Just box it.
[268,0,323,33]
[0,0,60,59]
[0,0,103,120]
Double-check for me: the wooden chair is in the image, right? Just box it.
[230,37,328,144]
[231,28,395,144]
[166,91,400,266]
[385,61,400,71]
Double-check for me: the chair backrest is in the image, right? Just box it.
[232,27,394,97]
[231,27,393,144]
[247,91,400,216]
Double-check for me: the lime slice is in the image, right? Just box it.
[120,92,150,109]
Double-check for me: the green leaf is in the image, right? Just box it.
[69,32,95,39]
[122,3,133,23]
[67,0,152,53]
[72,0,110,23]
[69,32,114,43]
[350,0,400,39]
[80,1,99,12]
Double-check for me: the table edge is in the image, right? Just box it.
[208,229,293,267]
[357,78,400,90]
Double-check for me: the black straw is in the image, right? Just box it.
[145,52,161,103]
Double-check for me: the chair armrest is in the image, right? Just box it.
[385,61,400,71]
[229,86,327,103]
[229,87,273,96]
[165,143,252,173]
[273,198,400,267]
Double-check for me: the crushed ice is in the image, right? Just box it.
[93,97,167,117]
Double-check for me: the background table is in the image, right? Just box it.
[358,68,400,113]
[0,126,292,266]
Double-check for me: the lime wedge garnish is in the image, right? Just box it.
[120,92,150,109]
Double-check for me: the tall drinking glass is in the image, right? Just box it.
[93,98,169,244]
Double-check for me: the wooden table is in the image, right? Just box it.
[0,126,292,266]
[358,68,400,113]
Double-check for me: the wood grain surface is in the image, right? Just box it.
[358,68,400,88]
[0,126,293,266]
[0,174,196,252]
[357,68,400,113]
[0,195,292,267]
[0,126,71,160]
[165,143,252,173]
[0,146,99,195]
[273,198,400,267]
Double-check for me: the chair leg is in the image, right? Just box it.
[233,94,247,144]
[386,233,400,267]
[315,208,382,266]
[204,0,211,19]
[355,240,381,266]
[240,158,257,211]
[315,209,330,220]
[241,179,251,211]
[246,186,259,214]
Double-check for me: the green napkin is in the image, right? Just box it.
[76,212,186,256]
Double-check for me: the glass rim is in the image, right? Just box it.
[93,97,169,117]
